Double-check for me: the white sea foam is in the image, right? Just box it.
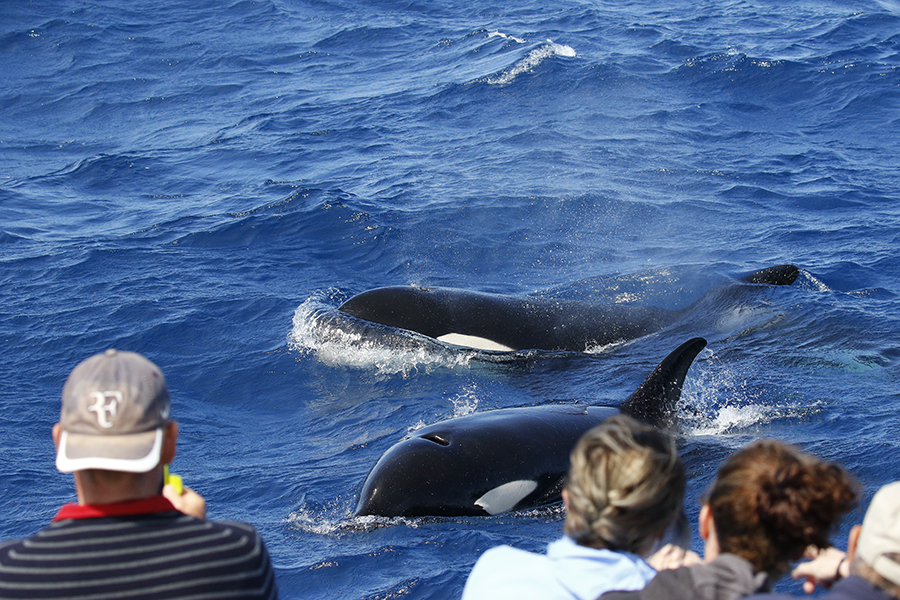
[288,294,474,377]
[676,348,817,437]
[684,402,774,436]
[488,30,526,44]
[406,419,429,433]
[483,40,576,85]
[286,503,424,534]
[584,339,626,355]
[797,269,831,292]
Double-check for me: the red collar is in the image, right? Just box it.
[53,495,178,521]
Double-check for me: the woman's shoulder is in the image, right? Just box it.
[462,544,555,600]
[474,542,549,572]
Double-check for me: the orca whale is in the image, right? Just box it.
[338,265,798,352]
[353,337,707,517]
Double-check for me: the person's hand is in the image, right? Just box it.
[646,543,702,571]
[163,483,207,519]
[792,546,847,594]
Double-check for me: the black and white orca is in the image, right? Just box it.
[353,337,706,517]
[338,265,798,352]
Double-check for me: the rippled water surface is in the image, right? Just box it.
[2,0,899,598]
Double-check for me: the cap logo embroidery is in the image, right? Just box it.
[88,391,122,428]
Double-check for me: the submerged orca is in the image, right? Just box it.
[353,337,706,517]
[338,264,799,352]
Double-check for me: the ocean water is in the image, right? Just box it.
[2,0,899,598]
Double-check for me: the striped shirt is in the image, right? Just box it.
[0,496,278,600]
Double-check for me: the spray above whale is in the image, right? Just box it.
[338,265,799,353]
[354,337,707,518]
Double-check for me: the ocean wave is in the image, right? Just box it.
[487,30,526,45]
[477,37,576,86]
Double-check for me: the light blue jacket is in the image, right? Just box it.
[462,536,657,600]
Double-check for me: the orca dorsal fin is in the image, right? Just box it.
[620,337,707,428]
[741,264,799,286]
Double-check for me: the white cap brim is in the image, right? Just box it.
[55,428,164,473]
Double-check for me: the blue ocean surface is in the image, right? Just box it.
[2,0,899,598]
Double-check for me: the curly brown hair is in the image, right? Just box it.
[708,439,858,578]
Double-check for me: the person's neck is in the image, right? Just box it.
[74,467,164,505]
[703,526,721,562]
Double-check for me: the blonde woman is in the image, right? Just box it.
[462,414,686,600]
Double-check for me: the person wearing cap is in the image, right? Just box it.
[0,349,279,599]
[747,480,900,600]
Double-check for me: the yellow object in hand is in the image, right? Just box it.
[164,464,183,495]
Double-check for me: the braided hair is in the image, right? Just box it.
[563,414,685,554]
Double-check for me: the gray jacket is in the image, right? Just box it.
[600,554,771,600]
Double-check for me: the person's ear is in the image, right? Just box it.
[847,524,862,562]
[699,504,712,540]
[52,423,61,449]
[161,421,178,464]
[562,488,570,512]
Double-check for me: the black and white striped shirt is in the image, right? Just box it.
[0,496,278,599]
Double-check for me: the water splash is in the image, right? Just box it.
[286,501,424,534]
[678,349,823,437]
[584,339,627,355]
[287,292,475,377]
[449,384,481,416]
[678,348,766,435]
[796,269,831,292]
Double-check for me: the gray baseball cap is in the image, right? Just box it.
[56,349,171,473]
[857,481,900,587]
